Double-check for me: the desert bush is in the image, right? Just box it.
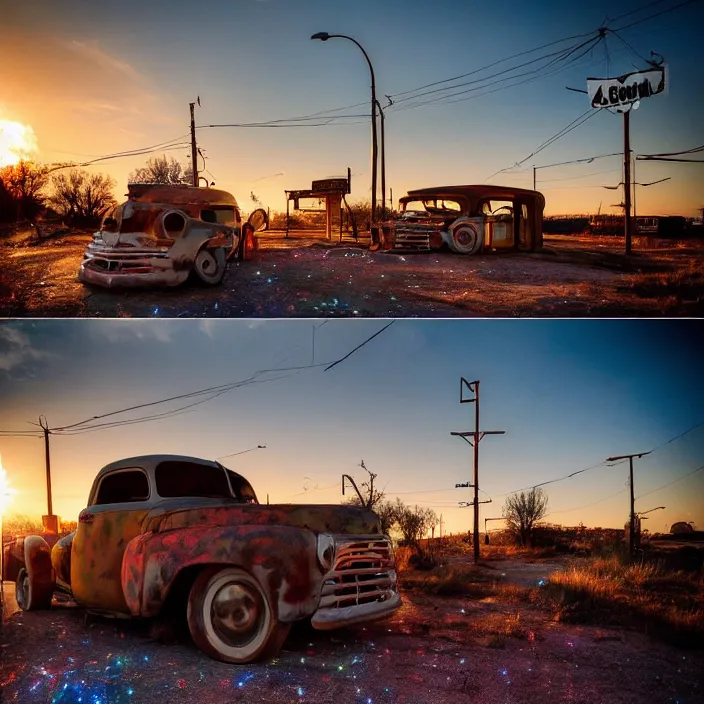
[538,553,704,646]
[620,263,704,303]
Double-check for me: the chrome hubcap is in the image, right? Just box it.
[211,582,263,646]
[196,251,216,274]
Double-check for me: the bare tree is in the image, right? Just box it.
[394,499,438,551]
[48,169,116,220]
[0,160,49,220]
[503,487,549,546]
[344,460,386,509]
[128,155,193,185]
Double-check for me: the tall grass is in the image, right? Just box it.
[540,555,704,647]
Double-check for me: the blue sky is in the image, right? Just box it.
[1,0,703,216]
[1,319,702,534]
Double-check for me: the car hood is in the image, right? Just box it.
[143,498,382,536]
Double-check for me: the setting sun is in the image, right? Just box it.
[0,455,18,514]
[0,119,38,168]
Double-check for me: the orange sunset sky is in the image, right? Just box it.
[1,0,703,218]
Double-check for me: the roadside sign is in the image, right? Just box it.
[587,67,666,111]
[311,178,350,194]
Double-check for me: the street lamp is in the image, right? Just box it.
[311,32,380,246]
[637,506,666,517]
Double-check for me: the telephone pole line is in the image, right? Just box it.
[189,97,200,187]
[451,378,505,564]
[605,450,651,554]
[37,416,58,533]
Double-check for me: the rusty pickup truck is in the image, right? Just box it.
[79,185,260,288]
[4,455,401,663]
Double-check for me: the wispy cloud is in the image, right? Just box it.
[92,321,174,345]
[67,40,142,80]
[0,325,55,372]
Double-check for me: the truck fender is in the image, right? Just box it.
[121,524,323,623]
[15,535,55,610]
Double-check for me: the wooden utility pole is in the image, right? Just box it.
[39,417,52,516]
[189,98,200,187]
[451,378,505,563]
[606,451,651,554]
[623,109,632,255]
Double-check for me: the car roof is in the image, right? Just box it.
[97,454,222,477]
[403,184,543,200]
[126,184,238,207]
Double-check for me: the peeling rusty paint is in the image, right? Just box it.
[9,454,401,646]
[78,185,241,288]
[71,509,150,613]
[122,524,323,621]
[384,184,545,254]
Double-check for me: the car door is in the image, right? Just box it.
[70,468,152,614]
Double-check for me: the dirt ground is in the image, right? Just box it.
[2,558,702,704]
[1,229,702,317]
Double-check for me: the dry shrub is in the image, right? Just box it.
[538,555,704,647]
[394,546,412,572]
[621,262,704,302]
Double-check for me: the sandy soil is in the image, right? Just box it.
[2,559,702,704]
[1,230,701,317]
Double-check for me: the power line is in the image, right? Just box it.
[544,488,629,517]
[486,108,604,181]
[389,37,599,108]
[610,0,703,32]
[324,321,395,372]
[606,0,673,24]
[495,418,704,498]
[635,463,704,500]
[388,29,600,100]
[390,36,604,113]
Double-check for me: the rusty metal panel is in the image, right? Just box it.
[71,509,150,614]
[122,524,323,621]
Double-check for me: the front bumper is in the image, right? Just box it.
[79,254,191,288]
[310,536,401,630]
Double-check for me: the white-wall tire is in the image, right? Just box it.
[448,219,482,254]
[187,567,288,663]
[193,247,227,285]
[15,567,52,611]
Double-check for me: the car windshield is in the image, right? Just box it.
[403,199,461,214]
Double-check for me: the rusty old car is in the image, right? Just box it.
[79,184,260,288]
[4,455,401,663]
[380,185,545,255]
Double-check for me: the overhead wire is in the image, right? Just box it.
[389,36,604,113]
[493,418,704,499]
[610,0,703,32]
[635,463,704,500]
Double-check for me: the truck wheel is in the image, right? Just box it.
[449,220,482,254]
[193,247,227,285]
[187,566,290,663]
[15,567,53,611]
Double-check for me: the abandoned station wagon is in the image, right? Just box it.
[5,455,401,663]
[381,185,545,255]
[79,184,259,288]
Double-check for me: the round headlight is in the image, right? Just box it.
[316,533,335,572]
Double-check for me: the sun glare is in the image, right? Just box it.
[0,119,39,168]
[0,456,18,514]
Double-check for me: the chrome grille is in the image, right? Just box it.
[393,225,432,251]
[319,538,397,609]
